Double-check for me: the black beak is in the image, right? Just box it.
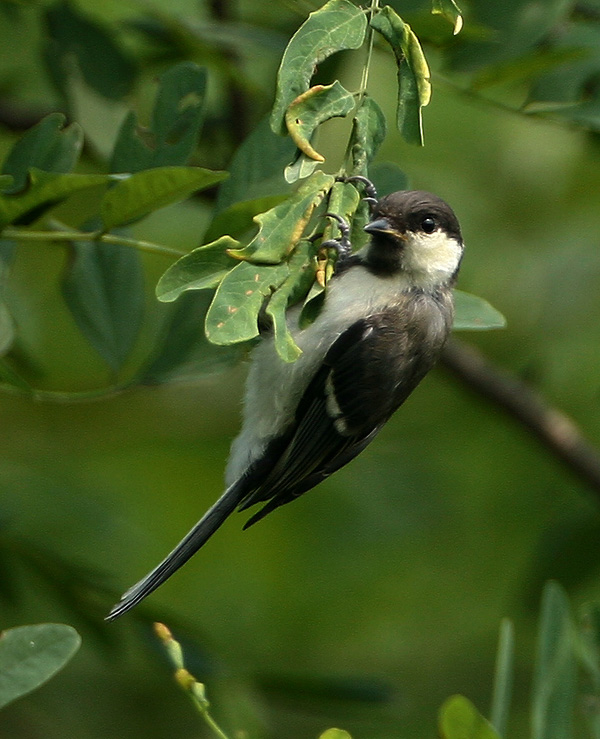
[364,217,406,240]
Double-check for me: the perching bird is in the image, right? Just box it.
[107,187,464,620]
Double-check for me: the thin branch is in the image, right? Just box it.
[441,339,600,499]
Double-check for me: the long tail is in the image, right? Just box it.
[106,480,247,620]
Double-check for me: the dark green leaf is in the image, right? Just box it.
[368,161,409,196]
[284,150,322,185]
[490,619,514,738]
[270,0,367,135]
[0,623,81,709]
[439,695,501,739]
[285,82,356,163]
[204,196,287,244]
[531,581,577,739]
[205,261,289,345]
[62,240,144,373]
[101,167,227,230]
[349,96,387,178]
[453,290,506,331]
[156,236,240,303]
[140,291,245,385]
[215,118,295,212]
[1,113,83,193]
[371,6,431,145]
[0,169,111,229]
[266,240,315,362]
[0,361,32,392]
[432,0,463,35]
[110,63,207,173]
[44,1,135,101]
[230,171,335,264]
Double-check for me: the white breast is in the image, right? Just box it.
[225,265,413,485]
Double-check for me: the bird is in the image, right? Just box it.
[106,187,464,620]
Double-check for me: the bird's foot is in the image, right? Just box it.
[338,175,379,214]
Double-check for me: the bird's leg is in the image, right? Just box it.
[321,212,352,266]
[339,175,379,215]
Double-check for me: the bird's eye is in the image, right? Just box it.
[421,217,436,234]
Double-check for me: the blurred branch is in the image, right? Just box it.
[441,339,600,498]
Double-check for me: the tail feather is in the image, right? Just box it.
[106,480,246,620]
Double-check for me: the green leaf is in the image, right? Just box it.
[156,236,240,303]
[215,118,295,212]
[452,290,506,331]
[140,291,245,385]
[284,150,322,185]
[110,63,207,173]
[371,6,431,145]
[531,581,577,739]
[490,619,514,738]
[231,171,335,264]
[1,113,83,193]
[439,695,501,739]
[0,299,14,357]
[62,240,144,373]
[101,166,227,230]
[319,730,353,739]
[349,96,387,178]
[204,195,287,244]
[266,240,315,362]
[44,1,135,101]
[432,0,463,35]
[285,82,356,163]
[0,623,81,710]
[0,360,31,392]
[270,0,367,135]
[0,169,111,229]
[369,161,409,196]
[205,261,289,346]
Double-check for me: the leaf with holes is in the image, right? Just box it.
[230,171,334,264]
[371,7,431,145]
[205,261,289,345]
[285,82,356,163]
[101,166,227,230]
[156,236,240,303]
[270,0,366,135]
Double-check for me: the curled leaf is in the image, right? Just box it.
[432,0,463,35]
[371,7,431,145]
[285,82,356,163]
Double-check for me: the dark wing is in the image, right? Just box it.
[239,297,450,527]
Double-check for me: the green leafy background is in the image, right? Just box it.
[1,0,600,738]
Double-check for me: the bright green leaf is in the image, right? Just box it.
[285,82,356,162]
[205,261,289,345]
[490,618,514,738]
[432,0,463,35]
[319,730,353,739]
[1,114,83,193]
[453,290,506,331]
[371,7,431,145]
[204,196,287,244]
[270,0,367,135]
[231,171,335,264]
[44,1,135,101]
[266,240,315,362]
[439,695,501,739]
[215,118,295,211]
[100,166,227,230]
[0,623,81,710]
[531,581,577,739]
[349,95,387,178]
[284,150,322,184]
[0,169,111,229]
[62,240,144,373]
[156,236,240,303]
[110,63,207,173]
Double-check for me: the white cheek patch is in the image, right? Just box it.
[403,231,463,289]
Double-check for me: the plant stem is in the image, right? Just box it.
[1,227,186,258]
[358,0,380,97]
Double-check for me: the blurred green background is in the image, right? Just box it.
[1,0,600,737]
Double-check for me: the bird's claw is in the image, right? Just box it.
[322,212,352,264]
[338,175,379,214]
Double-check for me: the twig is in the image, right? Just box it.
[441,339,600,498]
